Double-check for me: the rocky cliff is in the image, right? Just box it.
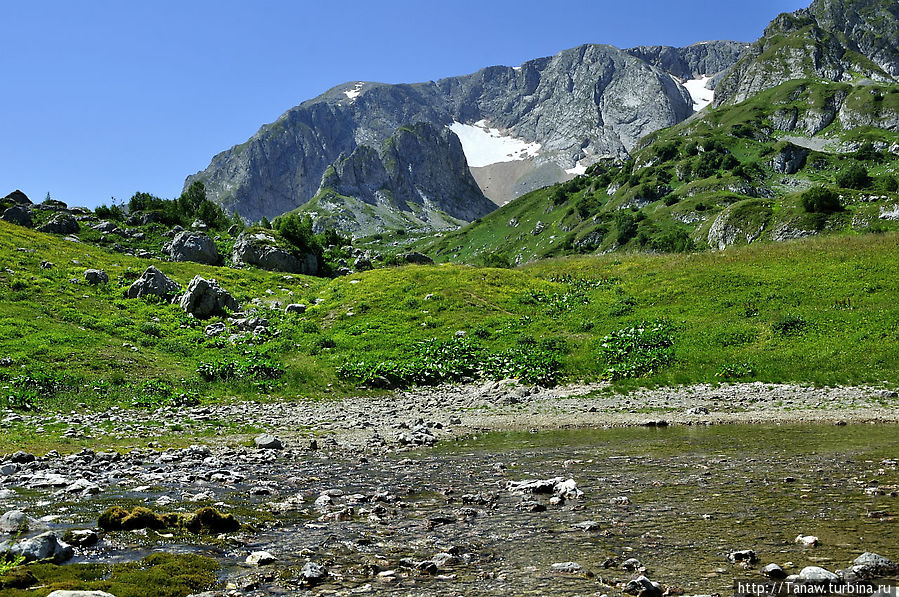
[715,0,899,105]
[186,41,745,227]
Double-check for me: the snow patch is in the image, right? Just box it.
[344,82,363,101]
[448,120,541,167]
[513,66,522,71]
[565,161,588,176]
[683,76,714,112]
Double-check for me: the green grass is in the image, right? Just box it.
[2,219,897,446]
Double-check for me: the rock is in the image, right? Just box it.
[84,269,108,285]
[92,221,123,235]
[431,552,458,567]
[4,190,32,205]
[204,322,227,337]
[707,199,772,250]
[300,561,328,585]
[353,257,372,271]
[687,406,709,415]
[38,213,79,235]
[285,303,306,314]
[254,434,283,450]
[728,550,759,564]
[799,566,839,583]
[1,205,33,228]
[10,451,35,464]
[165,231,220,265]
[851,552,898,578]
[795,534,819,546]
[762,563,787,579]
[398,251,434,265]
[570,520,601,531]
[47,590,115,597]
[63,529,99,547]
[0,510,38,533]
[624,575,663,597]
[232,232,318,275]
[7,531,73,563]
[246,551,277,566]
[179,276,239,318]
[621,557,643,571]
[550,561,586,574]
[125,266,181,299]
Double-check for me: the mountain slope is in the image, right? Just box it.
[186,42,745,225]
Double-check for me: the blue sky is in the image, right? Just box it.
[1,0,810,209]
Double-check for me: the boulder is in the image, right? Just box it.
[179,276,239,318]
[254,434,283,450]
[851,552,898,578]
[5,531,73,563]
[1,205,33,228]
[353,256,372,271]
[165,231,220,265]
[398,251,434,265]
[0,510,40,533]
[300,561,328,585]
[285,303,306,314]
[4,190,32,204]
[762,563,787,579]
[92,221,123,235]
[84,269,109,285]
[246,551,277,566]
[624,575,663,597]
[125,266,181,299]
[799,566,839,583]
[37,213,79,234]
[232,232,318,275]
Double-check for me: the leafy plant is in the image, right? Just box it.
[599,320,675,380]
[715,362,756,379]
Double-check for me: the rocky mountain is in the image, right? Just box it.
[296,123,495,236]
[715,0,899,105]
[186,41,746,228]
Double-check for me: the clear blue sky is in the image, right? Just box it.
[1,0,810,209]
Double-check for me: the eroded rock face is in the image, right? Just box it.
[165,231,220,265]
[126,266,181,299]
[179,276,239,318]
[707,199,773,250]
[771,144,810,174]
[232,232,318,275]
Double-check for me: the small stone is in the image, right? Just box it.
[728,550,759,564]
[301,561,328,585]
[550,561,584,574]
[762,563,787,579]
[795,534,819,546]
[285,303,306,314]
[246,551,277,566]
[621,557,642,571]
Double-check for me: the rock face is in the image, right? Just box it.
[305,123,495,235]
[165,231,220,265]
[37,213,79,235]
[716,0,899,106]
[179,276,239,318]
[185,42,745,225]
[126,266,181,299]
[707,199,774,250]
[4,190,32,204]
[771,143,810,174]
[232,231,318,275]
[625,41,749,79]
[1,204,33,228]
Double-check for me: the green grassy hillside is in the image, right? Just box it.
[2,220,897,424]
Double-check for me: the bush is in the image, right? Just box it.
[772,314,807,336]
[801,187,842,213]
[835,164,872,190]
[614,211,638,245]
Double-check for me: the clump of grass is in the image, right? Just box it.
[716,362,756,379]
[772,314,807,336]
[98,505,240,534]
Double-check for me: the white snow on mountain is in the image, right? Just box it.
[344,82,364,101]
[448,120,542,167]
[683,76,714,111]
[565,161,588,176]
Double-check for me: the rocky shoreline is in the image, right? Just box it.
[0,382,897,596]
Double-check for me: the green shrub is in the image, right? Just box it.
[772,314,807,336]
[715,362,756,379]
[835,164,871,189]
[801,187,842,213]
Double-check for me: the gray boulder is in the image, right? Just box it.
[285,303,306,314]
[0,510,40,533]
[38,213,79,234]
[851,552,898,578]
[799,566,839,583]
[165,231,220,265]
[126,266,181,299]
[254,434,283,450]
[84,269,108,285]
[4,531,73,563]
[92,221,123,235]
[232,232,318,275]
[1,204,33,228]
[300,561,328,585]
[398,251,434,265]
[179,276,239,318]
[353,256,372,271]
[624,576,663,597]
